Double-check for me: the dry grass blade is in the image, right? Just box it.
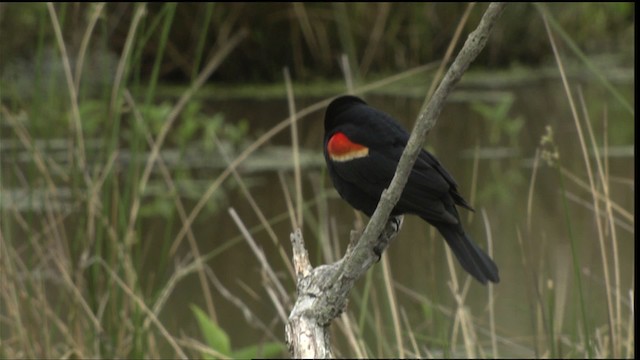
[481,209,498,358]
[577,88,623,354]
[0,230,37,358]
[360,2,390,76]
[176,337,232,359]
[74,3,106,90]
[49,248,103,333]
[292,3,320,59]
[400,307,422,358]
[212,134,295,278]
[559,167,632,224]
[91,258,188,359]
[2,107,60,191]
[552,244,571,337]
[284,67,303,228]
[109,4,146,116]
[542,9,616,356]
[381,253,405,357]
[206,268,280,341]
[335,313,366,358]
[341,54,355,93]
[424,2,476,103]
[227,208,290,309]
[467,142,480,224]
[562,191,633,234]
[46,2,87,174]
[141,257,205,332]
[448,279,477,358]
[278,172,298,231]
[515,226,545,357]
[526,149,542,232]
[625,289,634,358]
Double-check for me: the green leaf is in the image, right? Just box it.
[190,304,231,357]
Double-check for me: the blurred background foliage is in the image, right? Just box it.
[0,2,634,83]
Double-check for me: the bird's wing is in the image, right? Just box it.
[331,146,458,224]
[402,151,460,224]
[416,150,474,211]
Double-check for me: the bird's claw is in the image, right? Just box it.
[373,244,383,262]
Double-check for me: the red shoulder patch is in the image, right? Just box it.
[327,132,369,161]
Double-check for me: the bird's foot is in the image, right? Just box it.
[372,243,383,262]
[371,215,404,262]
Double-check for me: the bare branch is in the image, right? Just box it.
[360,2,507,267]
[285,3,507,358]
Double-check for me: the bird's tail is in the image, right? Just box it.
[435,223,500,285]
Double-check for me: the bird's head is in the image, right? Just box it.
[324,95,367,133]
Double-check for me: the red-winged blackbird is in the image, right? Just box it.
[323,95,499,284]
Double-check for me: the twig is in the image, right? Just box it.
[228,208,290,311]
[285,3,506,358]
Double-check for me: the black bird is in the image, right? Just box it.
[323,95,499,284]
